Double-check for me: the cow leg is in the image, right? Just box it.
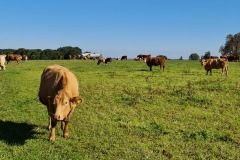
[61,121,65,130]
[47,106,53,130]
[48,116,52,130]
[49,119,57,141]
[63,121,69,138]
[150,66,152,71]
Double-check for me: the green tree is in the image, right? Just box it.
[189,53,199,60]
[40,49,60,60]
[29,49,42,60]
[57,46,82,59]
[220,32,240,56]
[203,51,211,59]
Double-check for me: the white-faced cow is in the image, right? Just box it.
[201,58,228,76]
[0,54,6,70]
[38,64,83,141]
[144,56,166,71]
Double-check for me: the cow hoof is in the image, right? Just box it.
[49,136,55,142]
[63,134,69,139]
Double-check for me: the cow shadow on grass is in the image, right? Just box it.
[136,69,149,71]
[0,120,38,145]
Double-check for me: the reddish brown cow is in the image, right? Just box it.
[6,54,22,64]
[144,56,166,71]
[201,58,228,76]
[38,64,83,141]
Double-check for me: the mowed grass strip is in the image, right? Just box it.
[0,59,240,159]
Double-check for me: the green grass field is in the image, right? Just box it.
[0,59,240,159]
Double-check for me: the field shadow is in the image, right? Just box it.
[0,120,38,145]
[136,69,149,71]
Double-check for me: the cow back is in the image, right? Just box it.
[39,65,79,105]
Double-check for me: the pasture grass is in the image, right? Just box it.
[0,59,240,159]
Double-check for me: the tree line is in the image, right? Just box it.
[1,32,239,60]
[0,46,82,60]
[189,32,240,60]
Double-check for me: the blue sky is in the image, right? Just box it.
[0,0,239,59]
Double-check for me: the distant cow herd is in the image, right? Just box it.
[0,53,233,77]
[0,53,28,68]
[0,52,235,142]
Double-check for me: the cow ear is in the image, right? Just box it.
[71,96,83,104]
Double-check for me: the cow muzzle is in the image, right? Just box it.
[49,112,64,121]
[54,114,63,120]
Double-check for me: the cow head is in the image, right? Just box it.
[201,59,208,66]
[48,92,83,121]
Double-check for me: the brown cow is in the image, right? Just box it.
[22,55,28,61]
[0,55,6,70]
[201,58,228,76]
[97,57,112,65]
[144,56,166,71]
[6,54,22,64]
[97,57,105,65]
[38,64,83,141]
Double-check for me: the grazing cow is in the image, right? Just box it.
[121,56,127,60]
[144,56,166,71]
[0,55,6,70]
[22,55,28,61]
[38,64,83,141]
[201,58,228,76]
[97,57,112,65]
[5,54,22,64]
[97,57,105,65]
[105,58,112,64]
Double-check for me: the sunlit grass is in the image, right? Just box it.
[0,59,240,159]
